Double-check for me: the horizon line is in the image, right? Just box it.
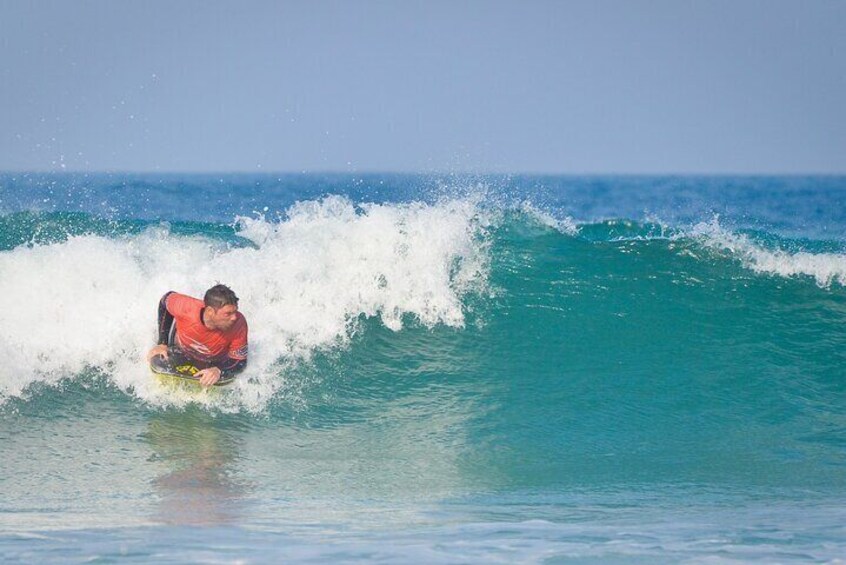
[1,169,845,178]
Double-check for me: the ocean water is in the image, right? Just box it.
[1,173,845,563]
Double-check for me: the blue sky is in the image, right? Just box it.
[1,0,844,173]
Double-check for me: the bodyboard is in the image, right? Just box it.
[149,355,235,388]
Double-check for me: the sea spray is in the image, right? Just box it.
[0,196,491,410]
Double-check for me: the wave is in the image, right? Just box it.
[689,217,846,288]
[0,196,489,409]
[1,196,844,413]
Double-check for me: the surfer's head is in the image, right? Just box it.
[203,284,239,331]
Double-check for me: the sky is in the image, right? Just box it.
[1,0,844,174]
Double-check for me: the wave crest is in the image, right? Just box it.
[689,218,846,288]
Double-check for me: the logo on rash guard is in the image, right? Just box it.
[233,344,248,358]
[185,338,212,355]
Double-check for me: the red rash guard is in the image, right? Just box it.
[166,292,248,366]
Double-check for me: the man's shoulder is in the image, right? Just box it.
[167,292,203,316]
[169,292,202,307]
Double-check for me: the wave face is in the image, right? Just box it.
[1,173,846,561]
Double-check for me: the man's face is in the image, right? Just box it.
[208,304,238,331]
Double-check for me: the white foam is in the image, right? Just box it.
[689,217,846,288]
[0,196,490,410]
[517,201,579,235]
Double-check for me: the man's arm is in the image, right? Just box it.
[219,357,247,379]
[157,291,175,345]
[147,291,176,362]
[195,358,246,387]
[222,319,248,379]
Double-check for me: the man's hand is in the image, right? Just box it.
[195,366,222,388]
[146,344,169,363]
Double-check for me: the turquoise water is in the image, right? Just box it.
[1,174,845,562]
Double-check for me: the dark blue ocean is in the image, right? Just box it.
[1,173,845,563]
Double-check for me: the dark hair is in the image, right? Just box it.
[204,284,239,309]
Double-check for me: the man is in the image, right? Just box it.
[147,284,248,387]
